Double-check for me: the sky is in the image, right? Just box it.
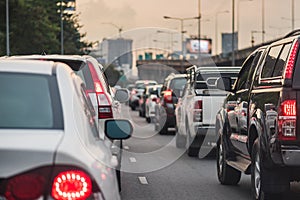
[76,0,299,55]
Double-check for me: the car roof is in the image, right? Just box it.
[0,60,57,75]
[3,55,87,71]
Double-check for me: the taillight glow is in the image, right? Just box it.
[164,90,173,103]
[194,100,203,122]
[278,100,297,141]
[5,174,46,200]
[51,170,92,200]
[284,40,299,79]
[94,82,103,93]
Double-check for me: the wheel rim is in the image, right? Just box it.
[218,142,223,175]
[254,153,261,198]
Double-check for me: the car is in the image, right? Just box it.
[2,54,128,190]
[143,84,162,123]
[155,73,187,134]
[0,59,132,200]
[129,80,157,111]
[215,30,300,199]
[174,66,240,157]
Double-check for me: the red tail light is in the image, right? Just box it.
[88,61,113,119]
[51,170,92,200]
[284,40,299,79]
[152,97,157,102]
[194,100,203,122]
[5,173,46,200]
[164,90,173,103]
[278,100,297,141]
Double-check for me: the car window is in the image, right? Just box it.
[272,43,292,77]
[0,73,63,129]
[234,54,255,90]
[75,64,94,91]
[261,45,283,78]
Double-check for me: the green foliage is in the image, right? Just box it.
[0,0,92,55]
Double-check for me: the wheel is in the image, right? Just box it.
[216,137,241,185]
[146,117,151,123]
[186,126,200,157]
[116,169,121,192]
[159,121,168,135]
[251,139,289,200]
[175,128,186,148]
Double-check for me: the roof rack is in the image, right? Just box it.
[284,29,300,38]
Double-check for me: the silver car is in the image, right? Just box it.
[0,60,132,200]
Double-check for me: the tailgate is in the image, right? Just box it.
[199,90,227,125]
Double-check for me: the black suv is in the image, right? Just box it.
[155,73,187,134]
[215,30,300,199]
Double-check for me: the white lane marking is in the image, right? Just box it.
[138,176,148,185]
[129,157,136,163]
[124,145,130,150]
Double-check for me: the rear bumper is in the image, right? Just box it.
[281,146,300,166]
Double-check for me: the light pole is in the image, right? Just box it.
[102,22,123,38]
[232,0,235,66]
[60,0,64,55]
[215,10,229,55]
[163,15,200,59]
[198,0,201,65]
[6,0,9,56]
[292,0,295,30]
[262,0,265,43]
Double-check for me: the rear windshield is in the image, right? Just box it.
[196,73,238,89]
[170,78,187,97]
[0,73,63,129]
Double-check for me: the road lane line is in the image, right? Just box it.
[129,157,136,163]
[138,176,148,185]
[124,145,130,150]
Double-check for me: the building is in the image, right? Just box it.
[99,38,133,70]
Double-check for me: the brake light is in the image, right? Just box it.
[88,61,113,119]
[284,40,299,79]
[51,170,92,200]
[194,100,203,122]
[164,90,173,103]
[278,100,297,141]
[5,173,46,200]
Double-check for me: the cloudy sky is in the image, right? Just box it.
[76,0,298,54]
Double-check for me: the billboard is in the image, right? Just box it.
[185,38,212,54]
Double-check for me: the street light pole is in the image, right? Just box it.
[102,23,123,38]
[60,0,64,55]
[232,0,235,66]
[198,0,201,65]
[6,0,10,56]
[163,16,199,59]
[262,0,265,43]
[292,0,295,30]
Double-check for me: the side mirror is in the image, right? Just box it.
[216,77,232,91]
[114,88,129,103]
[105,119,133,140]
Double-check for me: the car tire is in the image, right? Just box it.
[159,122,168,135]
[186,126,200,157]
[251,139,289,200]
[175,127,186,148]
[146,117,151,123]
[216,136,241,185]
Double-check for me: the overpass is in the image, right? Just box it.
[136,39,277,82]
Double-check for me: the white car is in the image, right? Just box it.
[144,84,162,123]
[0,60,132,200]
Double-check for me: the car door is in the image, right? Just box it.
[229,48,265,155]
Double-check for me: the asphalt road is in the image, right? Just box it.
[119,106,300,200]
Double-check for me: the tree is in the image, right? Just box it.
[0,0,92,55]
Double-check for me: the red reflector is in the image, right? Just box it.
[5,174,45,200]
[285,40,299,79]
[164,90,173,102]
[282,100,296,116]
[51,170,92,200]
[194,100,203,109]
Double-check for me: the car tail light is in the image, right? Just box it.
[88,61,113,119]
[51,170,92,200]
[194,100,203,122]
[5,173,46,200]
[152,97,157,102]
[284,40,299,79]
[278,100,297,141]
[163,90,173,103]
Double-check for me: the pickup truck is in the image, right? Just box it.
[215,30,300,199]
[175,66,240,157]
